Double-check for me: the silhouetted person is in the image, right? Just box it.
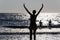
[23,3,43,40]
[48,20,52,29]
[39,20,42,29]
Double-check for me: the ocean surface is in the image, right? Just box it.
[0,13,60,40]
[0,34,60,40]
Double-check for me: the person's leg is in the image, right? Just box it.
[30,30,32,40]
[34,30,36,40]
[49,26,51,29]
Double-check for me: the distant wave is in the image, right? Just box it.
[0,13,30,26]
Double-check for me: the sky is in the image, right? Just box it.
[0,0,60,13]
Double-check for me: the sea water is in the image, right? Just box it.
[0,34,60,40]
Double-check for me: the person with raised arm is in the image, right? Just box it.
[23,3,43,40]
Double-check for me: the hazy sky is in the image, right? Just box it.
[0,0,60,13]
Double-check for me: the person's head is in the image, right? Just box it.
[32,10,36,15]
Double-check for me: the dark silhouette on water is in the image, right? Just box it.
[48,20,52,29]
[23,3,43,40]
[39,20,43,29]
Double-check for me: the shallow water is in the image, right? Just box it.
[0,34,60,40]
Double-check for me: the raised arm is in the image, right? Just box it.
[36,4,43,16]
[23,4,32,15]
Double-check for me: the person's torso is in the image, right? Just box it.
[29,15,37,30]
[30,15,37,24]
